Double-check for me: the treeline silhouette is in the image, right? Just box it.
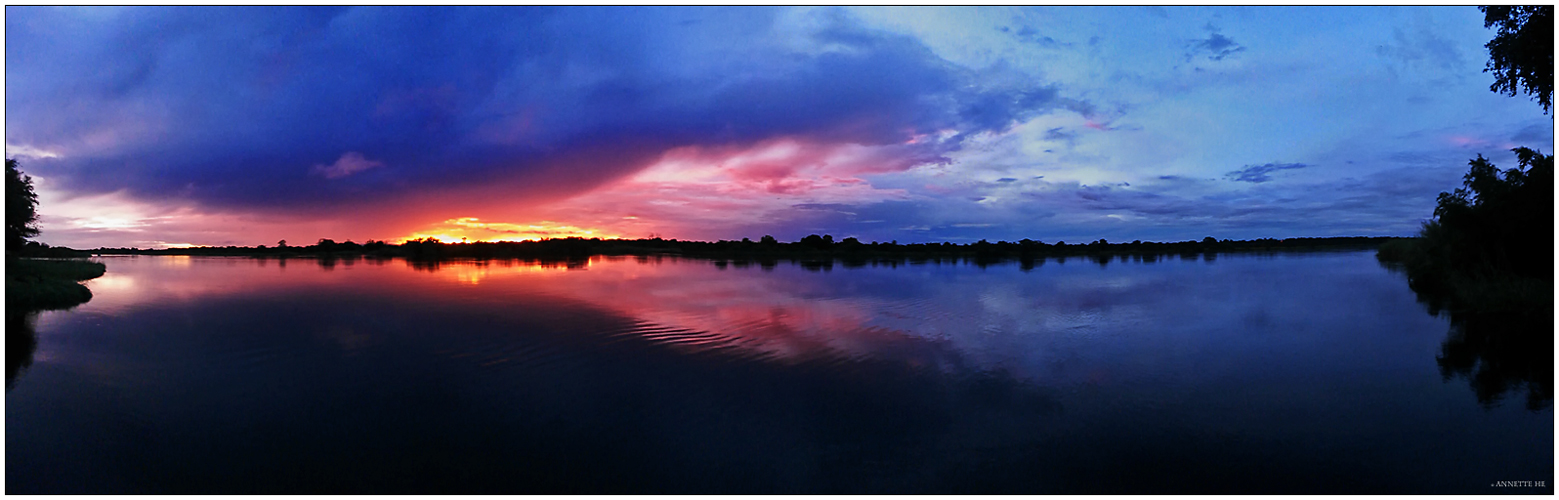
[87,234,1401,266]
[1377,149,1553,305]
[1375,6,1553,410]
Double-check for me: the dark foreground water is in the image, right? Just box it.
[6,252,1552,494]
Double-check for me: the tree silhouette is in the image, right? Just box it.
[1481,6,1553,113]
[1377,7,1558,410]
[1429,148,1554,279]
[1415,6,1558,280]
[1421,5,1558,280]
[6,159,41,252]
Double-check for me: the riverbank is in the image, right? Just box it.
[1376,238,1553,316]
[7,258,107,310]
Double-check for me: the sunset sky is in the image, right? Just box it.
[6,6,1553,249]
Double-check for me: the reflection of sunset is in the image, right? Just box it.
[81,255,942,368]
[71,256,999,376]
[401,257,960,367]
[83,271,136,293]
[397,217,623,243]
[451,264,488,285]
[488,257,959,366]
[424,258,589,285]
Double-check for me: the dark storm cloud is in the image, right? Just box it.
[1224,162,1309,183]
[6,6,1066,213]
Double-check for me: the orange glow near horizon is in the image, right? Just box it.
[395,217,624,244]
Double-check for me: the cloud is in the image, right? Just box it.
[10,6,1536,248]
[1374,25,1466,78]
[312,152,383,179]
[6,7,1068,219]
[792,203,857,214]
[1043,127,1078,144]
[1224,162,1308,183]
[1186,32,1246,62]
[5,143,61,159]
[1000,25,1071,49]
[1511,122,1554,145]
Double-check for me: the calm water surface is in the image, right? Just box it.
[6,252,1552,493]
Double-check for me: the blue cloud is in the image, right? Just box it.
[6,6,1066,214]
[1186,32,1246,62]
[1001,25,1071,49]
[1224,162,1309,183]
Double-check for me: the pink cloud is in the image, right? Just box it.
[40,133,942,247]
[313,152,384,179]
[512,137,927,239]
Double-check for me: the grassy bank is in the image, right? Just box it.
[7,258,107,310]
[1376,237,1553,317]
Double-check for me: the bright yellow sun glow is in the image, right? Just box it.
[397,217,623,244]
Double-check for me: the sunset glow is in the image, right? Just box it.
[5,6,1551,248]
[10,7,1551,494]
[397,218,623,244]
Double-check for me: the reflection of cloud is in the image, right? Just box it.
[425,256,978,369]
[318,325,372,354]
[72,251,1411,400]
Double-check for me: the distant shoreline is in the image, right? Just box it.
[62,235,1405,263]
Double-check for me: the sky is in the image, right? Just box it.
[5,6,1554,248]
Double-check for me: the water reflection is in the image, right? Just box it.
[8,253,1552,494]
[1380,261,1555,410]
[7,260,101,389]
[6,310,38,389]
[1437,311,1554,410]
[14,256,1070,493]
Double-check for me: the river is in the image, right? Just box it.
[5,251,1551,493]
